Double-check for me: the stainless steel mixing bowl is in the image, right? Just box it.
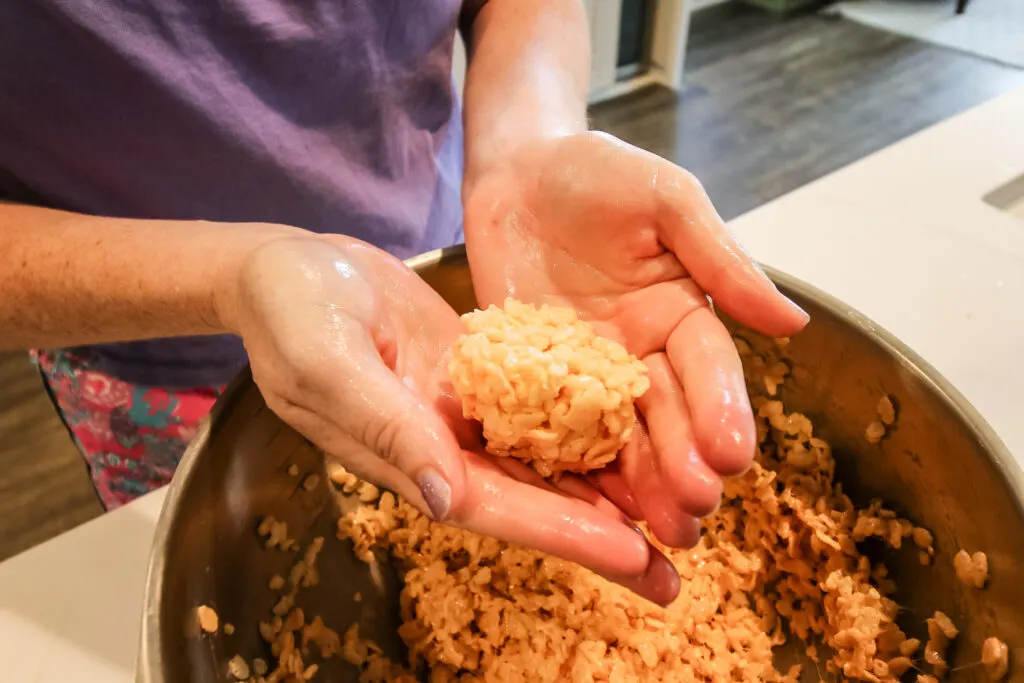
[137,245,1024,682]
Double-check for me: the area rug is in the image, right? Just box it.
[826,0,1024,69]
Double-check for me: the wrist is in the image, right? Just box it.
[211,223,310,336]
[463,121,585,198]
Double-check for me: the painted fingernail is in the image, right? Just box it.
[418,467,451,521]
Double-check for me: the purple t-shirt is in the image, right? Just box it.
[0,0,466,387]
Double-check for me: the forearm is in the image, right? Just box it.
[461,0,590,188]
[0,203,298,350]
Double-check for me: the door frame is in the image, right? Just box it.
[586,0,691,104]
[453,0,691,105]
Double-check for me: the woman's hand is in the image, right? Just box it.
[219,234,680,605]
[464,132,810,548]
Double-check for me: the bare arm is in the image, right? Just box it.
[460,0,590,189]
[0,205,670,600]
[0,202,297,350]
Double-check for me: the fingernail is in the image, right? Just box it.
[753,264,809,321]
[786,297,810,322]
[417,467,451,521]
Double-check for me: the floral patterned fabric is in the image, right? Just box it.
[33,349,224,510]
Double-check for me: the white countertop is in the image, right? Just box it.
[730,87,1024,460]
[3,87,1024,682]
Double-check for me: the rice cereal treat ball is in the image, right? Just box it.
[449,298,649,477]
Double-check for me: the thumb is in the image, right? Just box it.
[326,327,469,522]
[638,151,809,336]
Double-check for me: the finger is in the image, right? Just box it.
[648,155,809,337]
[587,462,645,521]
[666,309,756,477]
[563,460,683,607]
[407,371,484,452]
[454,453,650,578]
[625,250,688,288]
[553,473,639,529]
[241,237,471,522]
[598,544,682,608]
[484,453,562,494]
[640,485,703,550]
[316,323,469,522]
[258,389,419,505]
[558,134,805,336]
[477,456,680,605]
[471,454,638,531]
[637,353,724,517]
[602,279,709,358]
[618,415,703,549]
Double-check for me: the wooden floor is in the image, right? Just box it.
[590,2,1024,220]
[1,3,1023,561]
[0,351,102,560]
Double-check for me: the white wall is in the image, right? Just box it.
[689,0,729,10]
[587,0,624,96]
[453,30,468,99]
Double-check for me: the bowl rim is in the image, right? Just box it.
[135,244,1024,683]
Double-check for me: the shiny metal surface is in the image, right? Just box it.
[138,245,1024,683]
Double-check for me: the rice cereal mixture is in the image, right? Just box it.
[448,299,649,477]
[334,333,947,683]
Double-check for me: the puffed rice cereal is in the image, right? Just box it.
[954,549,989,589]
[328,332,974,683]
[877,396,896,426]
[866,394,897,444]
[227,327,1005,683]
[227,654,250,680]
[449,298,649,476]
[258,515,298,551]
[196,604,219,634]
[982,636,1009,680]
[924,610,958,678]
